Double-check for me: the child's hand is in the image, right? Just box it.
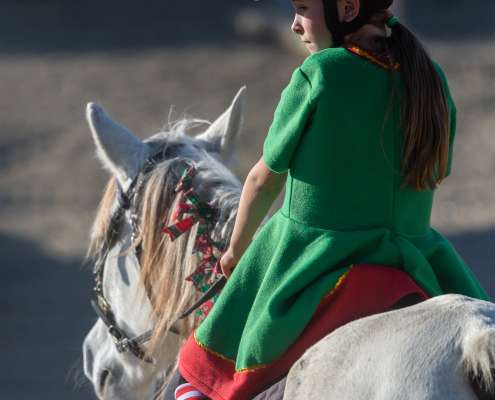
[220,248,240,279]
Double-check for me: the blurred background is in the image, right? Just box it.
[0,0,493,398]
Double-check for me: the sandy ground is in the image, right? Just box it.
[0,1,494,398]
[0,41,494,258]
[0,45,296,258]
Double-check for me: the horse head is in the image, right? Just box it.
[82,87,245,399]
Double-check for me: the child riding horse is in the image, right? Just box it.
[170,1,489,399]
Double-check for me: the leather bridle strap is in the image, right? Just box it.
[91,156,227,365]
[90,153,181,365]
[90,274,225,363]
[175,275,227,321]
[91,298,156,363]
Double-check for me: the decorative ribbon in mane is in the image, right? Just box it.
[162,163,228,321]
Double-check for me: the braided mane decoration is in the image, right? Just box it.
[162,163,229,322]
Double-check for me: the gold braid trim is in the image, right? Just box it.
[192,265,354,373]
[323,264,354,300]
[236,363,270,373]
[345,44,400,71]
[237,264,354,373]
[193,330,236,364]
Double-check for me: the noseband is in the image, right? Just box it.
[90,151,228,365]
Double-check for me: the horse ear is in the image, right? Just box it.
[86,102,150,189]
[196,86,246,163]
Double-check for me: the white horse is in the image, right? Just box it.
[82,89,494,400]
[83,88,246,399]
[284,294,495,400]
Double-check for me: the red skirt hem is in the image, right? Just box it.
[179,263,430,400]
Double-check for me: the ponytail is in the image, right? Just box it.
[385,17,450,190]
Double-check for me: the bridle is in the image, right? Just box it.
[90,150,228,365]
[91,150,169,364]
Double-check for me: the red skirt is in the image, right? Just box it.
[179,264,430,400]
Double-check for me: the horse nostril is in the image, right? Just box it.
[98,369,110,395]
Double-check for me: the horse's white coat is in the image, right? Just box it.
[83,218,182,399]
[196,86,246,166]
[86,103,151,191]
[83,87,246,399]
[83,88,493,400]
[284,294,495,400]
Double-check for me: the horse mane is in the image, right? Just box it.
[87,177,117,262]
[87,117,241,355]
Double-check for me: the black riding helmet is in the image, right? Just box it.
[323,0,393,47]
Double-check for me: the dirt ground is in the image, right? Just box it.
[0,1,494,398]
[0,41,494,258]
[0,0,493,259]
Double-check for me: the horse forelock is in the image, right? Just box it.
[88,117,241,356]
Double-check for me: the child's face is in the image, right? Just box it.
[290,0,332,53]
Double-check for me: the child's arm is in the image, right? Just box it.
[219,63,318,277]
[220,157,286,277]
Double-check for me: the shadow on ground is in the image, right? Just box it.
[449,227,495,299]
[401,0,495,40]
[0,0,240,54]
[0,226,493,399]
[0,233,95,399]
[0,0,494,54]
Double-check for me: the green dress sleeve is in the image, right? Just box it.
[262,67,316,174]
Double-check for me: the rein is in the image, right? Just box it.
[90,153,228,365]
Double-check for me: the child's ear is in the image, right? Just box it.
[340,0,360,23]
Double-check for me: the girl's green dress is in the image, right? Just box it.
[179,46,489,396]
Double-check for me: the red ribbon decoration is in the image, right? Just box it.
[161,163,227,321]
